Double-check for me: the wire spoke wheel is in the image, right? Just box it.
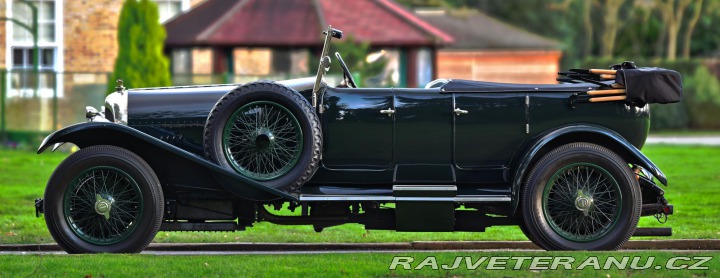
[205,82,322,191]
[63,166,143,246]
[223,101,303,180]
[542,163,622,242]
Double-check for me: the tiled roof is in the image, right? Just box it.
[165,0,452,47]
[163,0,236,47]
[416,9,560,50]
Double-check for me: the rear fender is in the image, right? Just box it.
[510,125,666,215]
[38,122,296,201]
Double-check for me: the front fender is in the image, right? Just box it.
[38,122,296,201]
[510,125,667,215]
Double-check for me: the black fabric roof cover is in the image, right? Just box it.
[615,68,683,106]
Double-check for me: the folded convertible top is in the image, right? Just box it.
[615,68,683,106]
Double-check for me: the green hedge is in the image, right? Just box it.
[580,58,720,130]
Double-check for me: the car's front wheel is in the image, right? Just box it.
[521,143,641,250]
[43,145,164,253]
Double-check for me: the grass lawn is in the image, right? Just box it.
[0,145,718,244]
[0,251,718,277]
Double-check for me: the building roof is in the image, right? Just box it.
[165,0,453,47]
[415,9,560,50]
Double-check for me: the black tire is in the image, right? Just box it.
[43,145,164,253]
[518,217,552,250]
[521,143,641,250]
[204,81,322,192]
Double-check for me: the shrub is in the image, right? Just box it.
[108,0,171,93]
[683,66,720,129]
[649,103,689,130]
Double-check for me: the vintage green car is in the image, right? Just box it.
[36,27,676,253]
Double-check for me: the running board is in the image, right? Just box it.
[297,195,510,203]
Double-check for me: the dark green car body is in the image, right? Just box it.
[38,78,663,213]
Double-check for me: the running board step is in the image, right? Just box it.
[394,185,456,232]
[298,184,510,203]
[393,185,457,198]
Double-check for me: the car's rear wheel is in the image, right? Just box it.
[204,81,322,192]
[43,145,164,253]
[521,143,641,250]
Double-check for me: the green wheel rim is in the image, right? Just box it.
[542,163,622,242]
[223,101,303,180]
[63,166,143,245]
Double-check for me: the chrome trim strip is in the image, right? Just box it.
[298,196,396,201]
[297,195,510,202]
[454,196,512,202]
[392,185,457,191]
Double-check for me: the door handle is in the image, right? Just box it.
[454,107,468,116]
[380,108,395,116]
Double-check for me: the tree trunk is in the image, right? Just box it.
[660,0,693,60]
[682,0,704,59]
[582,0,594,56]
[654,16,667,59]
[666,23,679,60]
[599,0,625,57]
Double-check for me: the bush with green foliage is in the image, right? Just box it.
[581,57,720,130]
[108,0,171,93]
[684,66,720,129]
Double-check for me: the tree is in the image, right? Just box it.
[689,0,720,57]
[108,0,171,93]
[581,0,594,57]
[682,0,704,59]
[598,0,625,57]
[657,0,693,60]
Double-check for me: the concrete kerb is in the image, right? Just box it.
[2,240,719,252]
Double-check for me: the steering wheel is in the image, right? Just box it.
[334,52,357,88]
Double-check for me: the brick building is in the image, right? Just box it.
[1,0,203,74]
[417,9,562,84]
[163,0,453,88]
[0,0,203,132]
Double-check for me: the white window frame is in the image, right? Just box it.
[154,0,190,23]
[5,0,64,98]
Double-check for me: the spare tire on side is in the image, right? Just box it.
[203,81,322,192]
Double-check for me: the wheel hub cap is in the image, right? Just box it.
[574,190,593,216]
[255,129,275,149]
[94,194,113,220]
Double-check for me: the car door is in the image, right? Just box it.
[453,93,527,180]
[320,87,395,169]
